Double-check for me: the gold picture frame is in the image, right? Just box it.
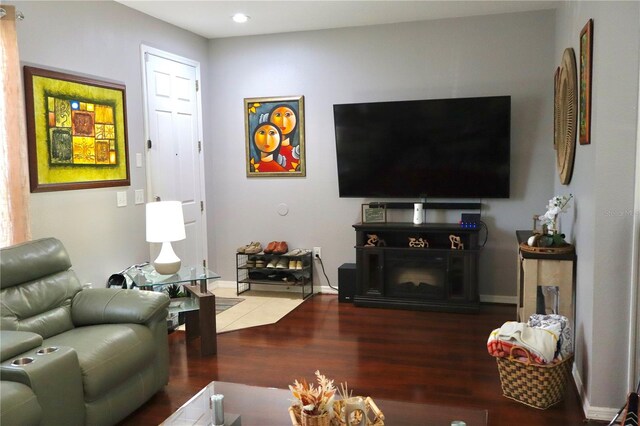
[579,18,593,145]
[362,203,387,223]
[244,95,305,177]
[24,66,130,192]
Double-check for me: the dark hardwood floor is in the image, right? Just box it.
[120,295,605,426]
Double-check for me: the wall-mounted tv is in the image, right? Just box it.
[333,95,511,199]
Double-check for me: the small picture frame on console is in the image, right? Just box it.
[362,203,387,223]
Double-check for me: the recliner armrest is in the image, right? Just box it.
[0,331,43,363]
[71,288,170,326]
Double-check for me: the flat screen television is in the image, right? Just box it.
[333,95,511,198]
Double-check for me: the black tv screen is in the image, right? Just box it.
[333,96,511,198]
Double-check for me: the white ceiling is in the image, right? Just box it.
[116,1,559,40]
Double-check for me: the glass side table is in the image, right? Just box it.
[126,264,221,356]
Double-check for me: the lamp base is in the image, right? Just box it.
[153,241,182,275]
[153,260,181,275]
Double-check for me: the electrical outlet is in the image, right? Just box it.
[313,247,322,259]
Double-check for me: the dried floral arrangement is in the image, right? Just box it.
[288,372,385,426]
[289,370,336,415]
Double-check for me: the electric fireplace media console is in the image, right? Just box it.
[353,222,480,313]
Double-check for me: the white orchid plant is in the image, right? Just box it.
[539,194,573,233]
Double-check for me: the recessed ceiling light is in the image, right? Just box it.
[232,13,249,24]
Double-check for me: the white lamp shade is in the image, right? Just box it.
[146,201,186,243]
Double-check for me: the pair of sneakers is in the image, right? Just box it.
[285,248,306,256]
[237,242,262,254]
[288,259,304,270]
[264,257,303,270]
[264,241,288,254]
[245,257,266,268]
[266,257,288,269]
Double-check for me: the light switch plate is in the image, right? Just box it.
[136,153,143,168]
[135,189,144,205]
[116,191,127,207]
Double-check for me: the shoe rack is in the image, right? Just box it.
[235,250,314,299]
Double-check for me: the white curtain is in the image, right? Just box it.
[0,4,30,247]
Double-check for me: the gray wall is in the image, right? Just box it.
[554,1,640,412]
[14,0,640,414]
[206,11,557,300]
[15,1,210,286]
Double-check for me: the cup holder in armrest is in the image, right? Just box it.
[11,357,34,366]
[36,346,59,355]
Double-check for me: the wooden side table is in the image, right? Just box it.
[127,264,221,356]
[515,231,576,323]
[182,284,217,356]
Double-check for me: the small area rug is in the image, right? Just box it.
[176,287,307,334]
[216,297,244,314]
[213,287,307,334]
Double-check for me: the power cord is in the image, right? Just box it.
[479,221,489,247]
[315,254,338,292]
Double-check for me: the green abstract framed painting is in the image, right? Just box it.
[244,95,305,177]
[24,66,130,192]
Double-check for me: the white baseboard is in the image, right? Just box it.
[573,362,620,421]
[218,281,514,301]
[213,280,236,289]
[479,294,517,304]
[213,280,325,295]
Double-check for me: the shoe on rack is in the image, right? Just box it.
[264,241,278,254]
[266,257,279,268]
[245,242,263,254]
[246,257,256,268]
[296,260,303,270]
[237,242,254,253]
[288,259,297,269]
[276,258,288,269]
[255,257,266,268]
[273,241,289,254]
[286,248,303,256]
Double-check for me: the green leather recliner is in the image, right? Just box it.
[0,238,170,426]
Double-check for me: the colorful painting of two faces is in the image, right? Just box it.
[244,96,305,177]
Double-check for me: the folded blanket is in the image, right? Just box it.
[487,328,547,364]
[528,314,573,361]
[487,321,559,364]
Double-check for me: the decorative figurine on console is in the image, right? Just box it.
[365,234,387,247]
[449,235,464,250]
[408,237,429,248]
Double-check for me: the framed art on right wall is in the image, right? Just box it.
[579,18,593,145]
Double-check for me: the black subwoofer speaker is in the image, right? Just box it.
[338,263,356,303]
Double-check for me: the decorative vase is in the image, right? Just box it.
[301,411,330,426]
[344,396,367,426]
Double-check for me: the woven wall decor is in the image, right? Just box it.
[555,48,578,185]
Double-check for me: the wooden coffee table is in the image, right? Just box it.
[161,381,488,425]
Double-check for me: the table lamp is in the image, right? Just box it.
[146,201,186,275]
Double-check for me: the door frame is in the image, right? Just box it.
[140,44,208,267]
[631,44,640,391]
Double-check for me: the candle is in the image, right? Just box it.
[211,394,224,426]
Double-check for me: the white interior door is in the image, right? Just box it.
[142,46,207,269]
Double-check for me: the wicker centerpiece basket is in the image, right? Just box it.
[496,349,574,410]
[288,397,385,426]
